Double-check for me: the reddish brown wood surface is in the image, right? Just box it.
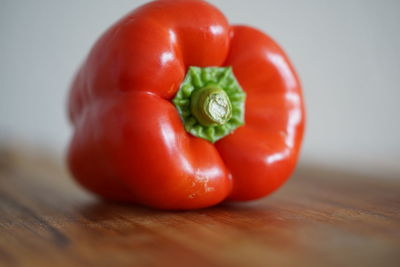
[0,145,399,267]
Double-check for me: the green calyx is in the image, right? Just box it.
[173,66,246,143]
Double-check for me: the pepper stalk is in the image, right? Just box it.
[173,66,246,143]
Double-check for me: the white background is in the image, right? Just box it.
[1,0,399,175]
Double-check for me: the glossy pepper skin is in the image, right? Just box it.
[67,0,305,210]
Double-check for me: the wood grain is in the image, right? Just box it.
[0,144,399,267]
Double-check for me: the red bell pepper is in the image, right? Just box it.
[67,0,305,210]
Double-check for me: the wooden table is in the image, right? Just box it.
[0,145,399,267]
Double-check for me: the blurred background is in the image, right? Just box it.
[1,0,399,177]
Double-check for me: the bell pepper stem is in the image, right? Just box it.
[190,86,232,126]
[173,66,246,143]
